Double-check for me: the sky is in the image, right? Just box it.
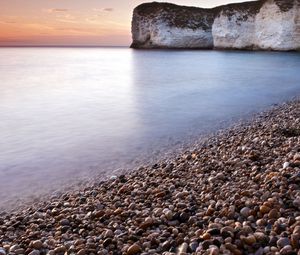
[0,0,255,46]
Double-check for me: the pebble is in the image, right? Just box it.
[240,207,251,218]
[77,249,86,255]
[54,246,67,254]
[126,244,142,255]
[9,245,20,253]
[104,229,114,238]
[259,205,271,214]
[277,237,290,248]
[280,245,293,254]
[244,235,256,245]
[178,242,188,254]
[293,197,300,209]
[31,240,43,250]
[28,250,40,255]
[283,162,289,169]
[60,218,70,226]
[209,246,219,255]
[189,241,198,252]
[163,209,173,220]
[268,209,280,219]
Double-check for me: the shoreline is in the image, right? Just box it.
[1,99,300,254]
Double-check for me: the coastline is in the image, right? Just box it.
[1,99,300,254]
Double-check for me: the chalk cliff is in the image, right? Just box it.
[131,0,300,51]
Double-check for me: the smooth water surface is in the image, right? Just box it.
[1,47,300,208]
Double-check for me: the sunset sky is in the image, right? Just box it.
[0,0,254,46]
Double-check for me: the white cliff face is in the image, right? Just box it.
[131,0,300,51]
[131,3,215,49]
[148,24,213,48]
[212,11,256,49]
[255,1,300,50]
[213,0,300,50]
[132,14,213,48]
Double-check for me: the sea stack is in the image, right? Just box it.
[131,0,300,51]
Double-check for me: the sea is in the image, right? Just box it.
[1,47,300,209]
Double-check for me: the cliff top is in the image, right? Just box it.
[134,0,298,21]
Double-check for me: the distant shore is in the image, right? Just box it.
[1,99,300,254]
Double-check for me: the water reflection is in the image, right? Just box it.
[0,48,300,209]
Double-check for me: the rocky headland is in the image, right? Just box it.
[131,0,300,51]
[1,100,300,254]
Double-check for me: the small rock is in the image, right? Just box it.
[293,197,300,209]
[13,249,25,255]
[259,205,271,214]
[77,249,86,255]
[9,245,20,253]
[293,154,300,161]
[291,234,299,249]
[163,209,173,220]
[209,247,219,255]
[189,242,198,252]
[244,235,256,245]
[28,250,40,255]
[240,207,251,218]
[216,173,225,180]
[103,238,112,247]
[268,209,280,219]
[60,219,70,226]
[178,242,188,254]
[104,229,114,238]
[54,246,67,254]
[283,162,289,169]
[254,247,264,255]
[277,237,290,248]
[279,245,292,254]
[139,217,154,230]
[31,240,43,250]
[126,244,142,255]
[202,233,211,240]
[161,241,171,251]
[293,226,300,234]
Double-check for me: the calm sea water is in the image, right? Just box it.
[1,47,300,208]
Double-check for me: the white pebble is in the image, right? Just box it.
[283,162,289,169]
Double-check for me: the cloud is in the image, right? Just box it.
[103,8,114,12]
[93,8,114,12]
[47,8,69,13]
[23,23,55,31]
[54,27,100,35]
[0,20,17,24]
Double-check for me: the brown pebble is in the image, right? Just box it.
[54,246,67,254]
[243,235,256,245]
[291,234,299,249]
[268,209,280,219]
[259,205,271,214]
[31,240,43,250]
[202,233,211,240]
[126,244,141,255]
[77,249,86,255]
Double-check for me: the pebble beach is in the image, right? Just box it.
[1,100,300,255]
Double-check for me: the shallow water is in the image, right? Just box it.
[1,47,300,208]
